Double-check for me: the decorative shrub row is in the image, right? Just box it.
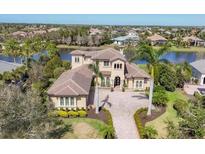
[53,110,88,118]
[103,108,115,138]
[133,108,148,138]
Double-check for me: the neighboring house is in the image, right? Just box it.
[183,36,205,46]
[48,48,150,109]
[112,33,140,46]
[190,59,205,85]
[147,34,167,45]
[0,60,22,74]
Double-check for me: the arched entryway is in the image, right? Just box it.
[114,76,121,87]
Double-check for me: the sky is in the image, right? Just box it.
[0,14,205,26]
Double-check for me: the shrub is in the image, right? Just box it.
[143,126,158,139]
[68,110,79,117]
[134,108,147,138]
[158,64,177,92]
[57,110,69,118]
[153,86,168,106]
[78,110,87,117]
[173,99,188,117]
[103,109,115,138]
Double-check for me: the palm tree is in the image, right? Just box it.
[135,42,170,115]
[21,38,35,68]
[89,60,104,114]
[3,39,21,63]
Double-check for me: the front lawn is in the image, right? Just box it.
[61,118,108,139]
[146,89,188,138]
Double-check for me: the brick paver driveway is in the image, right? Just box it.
[98,89,150,139]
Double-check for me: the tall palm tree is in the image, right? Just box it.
[21,38,35,68]
[135,42,170,115]
[3,39,21,63]
[89,60,104,114]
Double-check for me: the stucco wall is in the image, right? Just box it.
[50,96,87,109]
[126,78,150,90]
[71,55,84,69]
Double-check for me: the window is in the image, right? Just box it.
[75,57,80,63]
[106,77,110,87]
[120,64,122,69]
[101,78,105,87]
[144,78,148,84]
[117,64,119,69]
[65,97,69,106]
[136,80,143,89]
[139,81,143,88]
[60,97,64,106]
[70,97,74,106]
[104,61,109,67]
[114,64,116,69]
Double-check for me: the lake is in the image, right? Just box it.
[1,50,205,64]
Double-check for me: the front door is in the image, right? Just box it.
[114,76,120,87]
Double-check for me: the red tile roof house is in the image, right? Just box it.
[48,48,150,110]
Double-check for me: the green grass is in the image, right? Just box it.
[146,90,188,138]
[61,118,108,139]
[154,46,205,52]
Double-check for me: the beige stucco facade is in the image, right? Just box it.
[50,96,87,110]
[49,49,150,109]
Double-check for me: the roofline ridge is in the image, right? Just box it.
[70,79,88,94]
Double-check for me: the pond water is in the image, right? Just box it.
[1,50,205,64]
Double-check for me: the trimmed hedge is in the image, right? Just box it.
[57,110,69,118]
[134,108,147,138]
[103,108,115,138]
[78,110,88,117]
[53,110,88,118]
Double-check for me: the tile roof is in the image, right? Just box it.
[0,60,22,74]
[125,62,151,79]
[71,48,126,62]
[47,64,93,97]
[190,60,205,74]
[147,34,167,41]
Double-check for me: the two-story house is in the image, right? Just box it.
[48,48,150,110]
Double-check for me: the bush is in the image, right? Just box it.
[68,110,79,117]
[153,86,168,106]
[134,108,147,138]
[57,110,69,118]
[103,108,115,138]
[78,110,87,117]
[173,99,188,117]
[159,64,177,92]
[143,126,158,139]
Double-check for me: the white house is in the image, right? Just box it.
[190,60,205,85]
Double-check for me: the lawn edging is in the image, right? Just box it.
[134,108,147,138]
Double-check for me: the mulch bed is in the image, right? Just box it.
[139,106,166,127]
[87,108,107,124]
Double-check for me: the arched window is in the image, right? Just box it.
[114,64,116,69]
[117,64,119,69]
[120,64,122,69]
